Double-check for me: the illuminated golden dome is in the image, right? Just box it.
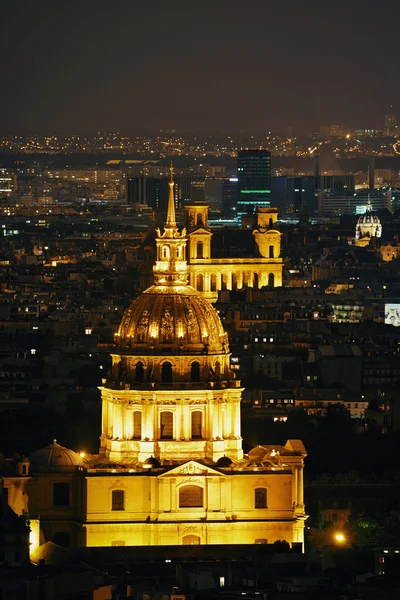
[116,284,227,354]
[115,168,228,355]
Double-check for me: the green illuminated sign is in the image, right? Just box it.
[240,190,271,194]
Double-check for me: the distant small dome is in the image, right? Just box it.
[143,456,160,469]
[216,456,232,467]
[29,440,83,469]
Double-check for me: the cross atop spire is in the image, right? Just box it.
[166,161,176,227]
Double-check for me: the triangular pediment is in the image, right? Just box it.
[188,228,212,236]
[159,460,224,477]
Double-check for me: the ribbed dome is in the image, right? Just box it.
[116,284,228,354]
[357,213,380,224]
[30,440,83,469]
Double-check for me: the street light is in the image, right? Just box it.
[334,532,345,544]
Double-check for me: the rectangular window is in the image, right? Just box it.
[53,482,69,506]
[255,488,267,508]
[112,489,125,511]
[160,412,173,440]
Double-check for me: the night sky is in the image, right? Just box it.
[1,0,399,133]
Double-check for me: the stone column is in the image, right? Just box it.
[222,403,228,438]
[217,273,222,292]
[101,395,108,437]
[208,401,214,439]
[297,464,304,506]
[231,399,241,437]
[125,407,133,439]
[292,466,298,509]
[113,401,123,439]
[175,403,182,440]
[217,401,223,438]
[183,404,191,440]
[107,399,112,437]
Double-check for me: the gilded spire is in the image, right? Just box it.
[166,162,176,227]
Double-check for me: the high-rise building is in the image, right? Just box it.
[127,176,204,211]
[222,177,238,217]
[384,113,397,135]
[0,169,15,197]
[237,149,271,219]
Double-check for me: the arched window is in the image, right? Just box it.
[269,217,273,228]
[161,362,172,382]
[53,482,69,507]
[196,241,203,259]
[268,273,275,287]
[112,489,125,511]
[191,411,202,439]
[136,361,144,382]
[196,213,203,227]
[211,273,217,292]
[162,246,170,259]
[255,488,267,508]
[160,411,173,439]
[179,485,203,508]
[133,411,142,439]
[53,532,70,547]
[183,535,201,545]
[196,274,204,292]
[191,361,200,382]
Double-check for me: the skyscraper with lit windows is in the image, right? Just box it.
[237,149,271,220]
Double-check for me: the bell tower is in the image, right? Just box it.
[100,169,243,464]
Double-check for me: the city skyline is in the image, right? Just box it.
[1,0,400,134]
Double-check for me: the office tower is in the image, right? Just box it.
[127,176,204,211]
[318,174,355,194]
[286,176,316,214]
[221,177,238,217]
[384,113,397,135]
[237,149,271,219]
[0,169,15,197]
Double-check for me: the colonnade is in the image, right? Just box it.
[190,270,279,292]
[102,395,242,443]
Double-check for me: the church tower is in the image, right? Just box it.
[100,167,243,463]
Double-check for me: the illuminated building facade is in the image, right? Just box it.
[1,171,306,551]
[185,203,283,302]
[237,149,271,219]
